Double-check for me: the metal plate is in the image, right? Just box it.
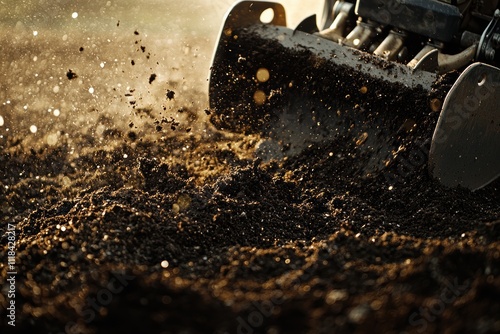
[429,63,500,190]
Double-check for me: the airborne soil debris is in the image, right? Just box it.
[66,69,78,80]
[148,73,156,84]
[166,89,175,100]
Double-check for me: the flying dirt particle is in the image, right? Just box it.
[256,68,270,83]
[399,119,416,132]
[66,69,78,80]
[186,128,191,133]
[127,131,137,141]
[134,30,139,35]
[46,133,58,146]
[149,73,157,84]
[204,109,211,115]
[326,289,348,305]
[253,90,267,106]
[156,125,162,132]
[79,47,84,52]
[355,132,368,146]
[166,90,175,100]
[140,46,146,53]
[430,98,442,112]
[131,60,135,66]
[359,86,368,94]
[117,20,120,27]
[348,305,370,323]
[129,122,134,128]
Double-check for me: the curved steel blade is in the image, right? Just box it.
[429,63,500,190]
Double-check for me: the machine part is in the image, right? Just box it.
[210,22,435,172]
[209,0,500,190]
[429,63,500,190]
[438,44,478,73]
[209,1,437,175]
[321,0,336,29]
[318,2,354,42]
[477,9,500,63]
[295,14,320,34]
[373,30,406,60]
[343,19,379,49]
[409,46,440,72]
[408,43,479,73]
[356,0,462,42]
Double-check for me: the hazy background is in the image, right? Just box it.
[0,0,322,148]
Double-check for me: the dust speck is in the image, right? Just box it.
[149,73,157,84]
[166,90,175,100]
[46,133,58,146]
[66,69,78,80]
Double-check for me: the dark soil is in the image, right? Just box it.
[1,22,499,334]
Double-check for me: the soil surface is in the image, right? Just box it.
[1,13,500,334]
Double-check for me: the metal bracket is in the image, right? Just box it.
[476,9,500,65]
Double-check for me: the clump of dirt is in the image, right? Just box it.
[0,23,499,334]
